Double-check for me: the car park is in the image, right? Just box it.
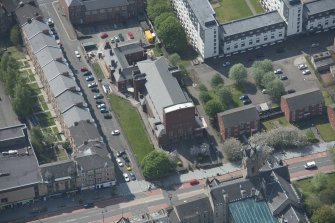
[189,179,200,186]
[100,108,108,113]
[104,113,112,119]
[54,34,59,40]
[274,69,282,74]
[110,37,115,43]
[116,158,124,167]
[97,103,106,109]
[112,130,120,135]
[298,64,308,70]
[88,82,98,88]
[122,154,130,163]
[74,50,81,58]
[94,94,103,99]
[114,35,120,42]
[129,172,136,181]
[243,99,251,105]
[85,76,94,81]
[81,67,88,72]
[302,69,311,75]
[47,18,54,27]
[304,161,316,169]
[128,31,134,39]
[91,87,99,93]
[116,150,125,157]
[95,99,104,104]
[123,173,130,182]
[83,71,92,76]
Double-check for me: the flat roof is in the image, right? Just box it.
[0,124,25,142]
[164,102,194,113]
[221,11,284,36]
[229,198,278,223]
[305,0,335,16]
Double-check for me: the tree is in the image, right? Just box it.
[267,79,285,102]
[252,59,273,73]
[30,126,45,154]
[329,146,335,163]
[204,99,224,118]
[222,138,243,162]
[4,67,18,97]
[211,73,224,88]
[252,67,265,88]
[157,16,187,53]
[229,63,247,86]
[10,25,22,46]
[199,91,212,104]
[311,206,335,223]
[147,3,171,21]
[312,172,327,192]
[168,53,181,66]
[141,150,172,179]
[217,87,232,105]
[198,84,208,92]
[12,81,32,118]
[261,72,277,89]
[319,188,335,205]
[154,12,174,29]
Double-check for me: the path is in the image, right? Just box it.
[244,0,257,15]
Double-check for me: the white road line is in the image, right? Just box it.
[51,1,76,41]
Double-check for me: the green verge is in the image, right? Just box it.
[213,0,253,23]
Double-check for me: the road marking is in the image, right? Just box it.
[51,1,76,41]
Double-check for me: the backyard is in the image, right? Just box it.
[262,115,290,130]
[211,0,253,23]
[109,95,153,164]
[91,62,105,80]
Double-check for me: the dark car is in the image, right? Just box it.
[116,150,125,157]
[287,89,296,94]
[83,71,92,76]
[279,75,288,80]
[118,33,124,41]
[104,113,112,119]
[94,94,104,99]
[243,99,251,105]
[129,172,136,181]
[100,108,108,113]
[239,95,249,101]
[83,203,94,209]
[122,154,130,163]
[95,99,104,104]
[91,87,99,93]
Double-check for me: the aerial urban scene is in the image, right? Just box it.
[0,0,335,222]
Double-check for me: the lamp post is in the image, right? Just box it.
[168,193,173,207]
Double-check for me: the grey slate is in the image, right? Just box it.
[187,0,217,27]
[36,46,63,68]
[62,106,92,128]
[69,120,101,147]
[49,75,78,98]
[305,0,335,16]
[218,105,260,129]
[221,11,284,36]
[281,87,324,110]
[43,60,72,82]
[29,32,58,53]
[15,0,42,26]
[0,124,25,142]
[22,19,48,39]
[56,91,85,114]
[40,160,76,181]
[137,57,188,122]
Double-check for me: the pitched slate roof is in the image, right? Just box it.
[40,160,75,181]
[69,120,101,147]
[15,0,42,26]
[29,33,58,53]
[281,87,324,111]
[56,91,86,114]
[218,105,260,129]
[62,106,92,128]
[43,60,72,82]
[305,0,335,16]
[22,19,48,39]
[35,46,63,68]
[188,0,217,28]
[49,75,78,98]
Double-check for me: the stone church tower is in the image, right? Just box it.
[242,145,263,178]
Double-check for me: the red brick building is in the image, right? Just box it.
[327,104,335,129]
[281,88,324,122]
[217,105,260,140]
[59,0,144,25]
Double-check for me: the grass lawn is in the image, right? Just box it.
[249,0,264,13]
[316,123,335,142]
[91,63,104,80]
[6,46,24,60]
[19,61,29,68]
[212,0,253,23]
[109,95,153,164]
[262,115,290,130]
[228,85,243,107]
[322,90,333,106]
[35,112,55,127]
[28,82,41,95]
[38,95,49,111]
[56,148,68,161]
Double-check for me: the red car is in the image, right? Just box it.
[189,179,200,186]
[80,67,88,72]
[127,32,134,39]
[100,33,108,39]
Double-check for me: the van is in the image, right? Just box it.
[304,161,316,169]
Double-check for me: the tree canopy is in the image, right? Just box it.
[141,150,172,179]
[222,138,243,162]
[204,99,224,118]
[12,81,33,118]
[311,206,335,223]
[229,63,247,86]
[217,87,231,105]
[199,91,212,104]
[266,79,285,102]
[147,1,171,21]
[261,72,277,89]
[211,73,224,88]
[10,25,22,46]
[252,59,273,88]
[154,12,174,29]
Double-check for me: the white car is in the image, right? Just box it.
[302,69,311,75]
[88,82,97,88]
[304,161,316,169]
[74,50,81,58]
[262,89,267,94]
[116,158,124,167]
[298,64,308,70]
[111,130,120,135]
[123,173,130,182]
[222,61,231,67]
[97,103,106,109]
[274,69,282,74]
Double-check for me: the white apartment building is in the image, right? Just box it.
[220,11,286,56]
[304,0,335,33]
[171,0,219,59]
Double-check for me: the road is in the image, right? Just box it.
[0,82,20,128]
[36,0,142,184]
[14,152,332,223]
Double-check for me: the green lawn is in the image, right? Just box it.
[249,0,264,13]
[109,95,153,164]
[91,63,105,80]
[212,0,253,23]
[323,90,333,106]
[228,85,243,107]
[28,82,41,95]
[262,115,290,130]
[6,46,24,60]
[293,173,335,195]
[35,112,55,127]
[56,148,68,161]
[316,123,335,142]
[38,95,49,111]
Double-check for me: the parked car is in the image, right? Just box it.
[94,94,104,99]
[262,89,267,94]
[222,61,230,67]
[189,179,199,186]
[91,87,99,93]
[110,37,115,43]
[239,95,249,101]
[116,150,125,157]
[123,154,130,163]
[243,99,251,105]
[298,64,308,70]
[83,71,92,76]
[74,50,81,58]
[274,69,282,74]
[129,172,136,181]
[83,203,94,209]
[302,69,311,75]
[97,103,106,109]
[116,158,124,167]
[304,161,316,169]
[287,89,296,94]
[85,76,94,81]
[88,82,98,88]
[123,173,130,182]
[100,108,108,113]
[111,130,120,135]
[81,67,88,72]
[100,32,108,39]
[126,165,132,171]
[279,75,288,80]
[118,33,124,41]
[95,99,104,104]
[104,113,112,119]
[128,31,134,39]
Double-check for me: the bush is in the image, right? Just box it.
[211,73,224,88]
[198,84,208,92]
[222,138,243,162]
[199,91,212,104]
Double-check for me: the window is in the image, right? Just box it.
[249,40,253,45]
[241,42,245,47]
[264,37,268,41]
[214,50,217,54]
[241,37,246,40]
[256,39,260,43]
[234,45,238,49]
[226,47,230,51]
[279,33,283,37]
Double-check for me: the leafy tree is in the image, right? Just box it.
[168,53,181,66]
[30,126,45,154]
[252,59,273,73]
[198,84,208,92]
[217,87,231,105]
[204,99,224,118]
[157,16,187,53]
[319,188,335,205]
[222,138,243,162]
[261,72,277,89]
[142,150,172,179]
[211,73,224,88]
[10,25,22,45]
[4,67,18,97]
[267,79,285,102]
[305,194,322,214]
[12,81,32,118]
[229,63,247,86]
[147,3,171,21]
[329,146,335,163]
[312,172,327,192]
[154,12,174,29]
[252,67,265,88]
[199,91,212,104]
[311,206,335,223]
